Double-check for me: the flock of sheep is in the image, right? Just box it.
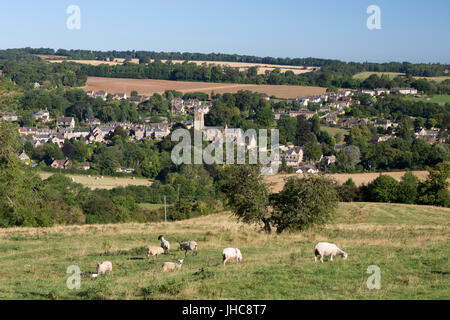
[95,236,348,276]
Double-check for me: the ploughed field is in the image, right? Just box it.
[0,202,448,299]
[82,76,326,99]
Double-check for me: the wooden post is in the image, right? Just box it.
[164,195,167,222]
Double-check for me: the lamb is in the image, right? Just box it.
[96,261,113,275]
[222,248,243,265]
[179,241,198,256]
[147,246,165,258]
[158,235,170,254]
[314,242,348,263]
[162,259,183,272]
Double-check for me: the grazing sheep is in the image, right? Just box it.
[87,175,91,178]
[96,261,113,275]
[222,248,243,265]
[147,246,165,258]
[162,259,183,272]
[314,242,348,263]
[70,177,75,182]
[101,176,104,179]
[158,235,170,254]
[179,241,198,256]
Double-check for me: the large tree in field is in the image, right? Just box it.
[0,121,43,227]
[295,115,315,146]
[271,175,339,234]
[218,164,272,233]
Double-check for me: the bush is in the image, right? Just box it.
[367,174,399,203]
[272,175,339,233]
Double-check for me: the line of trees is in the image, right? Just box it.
[338,164,450,207]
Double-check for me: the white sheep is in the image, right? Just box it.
[162,259,183,272]
[147,246,165,258]
[96,261,113,275]
[222,248,243,265]
[179,241,198,256]
[158,235,170,254]
[314,242,348,263]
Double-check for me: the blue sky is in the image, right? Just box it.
[1,0,449,63]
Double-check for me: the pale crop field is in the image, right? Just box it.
[82,76,326,99]
[0,202,448,300]
[149,59,318,75]
[38,172,152,190]
[265,171,430,193]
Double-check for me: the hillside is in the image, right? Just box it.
[0,202,448,300]
[82,76,326,99]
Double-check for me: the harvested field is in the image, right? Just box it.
[38,172,152,190]
[265,171,430,193]
[150,59,318,75]
[83,76,326,99]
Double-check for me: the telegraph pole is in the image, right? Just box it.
[164,195,167,222]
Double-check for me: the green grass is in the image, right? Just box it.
[353,72,450,83]
[0,202,448,300]
[321,126,349,145]
[414,76,450,83]
[353,72,405,81]
[403,95,450,105]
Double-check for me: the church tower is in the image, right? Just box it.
[194,107,204,131]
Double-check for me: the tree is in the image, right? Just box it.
[0,121,45,227]
[344,145,361,167]
[218,164,272,233]
[311,115,321,136]
[277,116,297,144]
[368,174,399,203]
[255,105,274,127]
[303,141,322,161]
[417,162,450,207]
[271,175,339,234]
[295,116,314,146]
[397,171,419,204]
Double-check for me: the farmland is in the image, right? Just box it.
[38,172,152,190]
[38,55,317,75]
[403,95,450,105]
[82,76,327,99]
[149,59,318,75]
[353,72,406,80]
[353,72,450,83]
[0,202,448,299]
[265,171,430,193]
[37,171,430,192]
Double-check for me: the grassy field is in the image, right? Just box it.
[0,202,448,300]
[403,95,450,105]
[321,126,349,144]
[353,72,450,83]
[38,172,152,190]
[353,72,405,80]
[82,76,326,99]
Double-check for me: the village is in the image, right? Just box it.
[5,85,442,175]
